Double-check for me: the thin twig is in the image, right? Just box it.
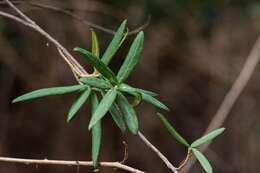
[3,0,33,24]
[0,0,88,77]
[138,131,179,173]
[177,148,191,170]
[181,37,260,172]
[0,1,150,35]
[120,141,129,164]
[0,156,145,173]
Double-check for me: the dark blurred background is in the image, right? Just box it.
[0,0,260,172]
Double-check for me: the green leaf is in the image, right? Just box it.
[91,30,100,58]
[12,85,86,103]
[67,87,91,123]
[90,93,102,168]
[101,20,127,65]
[118,83,167,110]
[74,47,118,84]
[136,88,158,97]
[119,83,158,97]
[191,148,212,173]
[100,90,126,132]
[191,128,225,148]
[109,104,126,132]
[157,113,190,147]
[117,31,144,83]
[117,92,138,134]
[91,30,100,75]
[88,88,117,129]
[142,93,169,111]
[80,77,111,89]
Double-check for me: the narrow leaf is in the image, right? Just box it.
[88,88,117,129]
[191,128,225,148]
[117,92,138,134]
[90,93,102,168]
[117,31,144,83]
[101,20,127,65]
[136,88,158,97]
[142,93,169,111]
[157,113,190,147]
[74,47,118,84]
[100,90,126,132]
[67,87,91,123]
[91,30,100,75]
[191,148,213,173]
[80,77,111,89]
[12,85,86,103]
[109,104,126,132]
[91,30,100,58]
[118,83,167,110]
[119,83,158,96]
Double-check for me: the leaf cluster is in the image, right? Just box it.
[157,113,225,173]
[12,20,169,167]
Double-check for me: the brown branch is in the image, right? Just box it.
[137,131,179,173]
[0,156,145,173]
[0,1,150,35]
[181,36,260,173]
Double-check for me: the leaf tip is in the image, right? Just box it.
[12,98,18,104]
[66,116,72,123]
[73,47,80,52]
[88,123,93,130]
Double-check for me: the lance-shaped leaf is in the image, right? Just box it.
[119,83,158,97]
[191,128,225,148]
[80,77,111,89]
[191,148,213,173]
[142,93,169,111]
[137,88,158,97]
[67,87,91,123]
[90,93,102,168]
[117,92,138,134]
[91,30,100,75]
[117,31,144,83]
[109,104,126,132]
[91,30,100,58]
[119,84,167,110]
[100,90,126,132]
[88,88,117,129]
[101,20,127,65]
[157,113,190,147]
[12,85,86,103]
[74,47,118,84]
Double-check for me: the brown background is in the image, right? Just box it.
[0,0,260,172]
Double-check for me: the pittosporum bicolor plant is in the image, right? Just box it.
[12,20,224,173]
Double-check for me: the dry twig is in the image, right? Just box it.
[0,156,145,173]
[0,0,87,77]
[0,0,150,35]
[138,131,179,173]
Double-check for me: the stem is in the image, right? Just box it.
[137,131,179,173]
[177,148,192,170]
[0,156,145,173]
[0,0,88,77]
